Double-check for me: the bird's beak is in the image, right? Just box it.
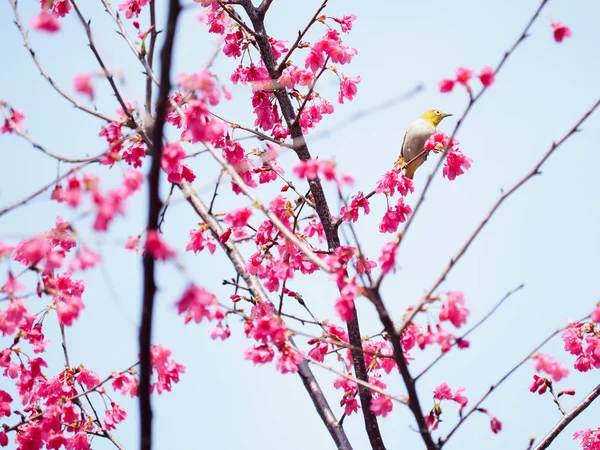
[444,113,453,118]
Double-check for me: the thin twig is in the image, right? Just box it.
[374,0,551,291]
[396,97,600,337]
[533,384,600,450]
[441,315,589,446]
[277,0,328,71]
[8,0,116,123]
[416,284,525,380]
[0,101,105,163]
[70,0,140,131]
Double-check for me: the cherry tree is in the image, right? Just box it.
[1,0,599,449]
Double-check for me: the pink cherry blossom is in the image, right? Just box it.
[490,417,502,434]
[551,22,572,43]
[150,344,185,394]
[478,66,495,88]
[533,353,569,381]
[443,149,473,181]
[333,15,357,33]
[378,241,397,274]
[340,192,370,222]
[439,291,469,328]
[439,78,455,93]
[379,198,411,233]
[591,305,600,322]
[123,142,146,168]
[30,11,61,33]
[73,73,94,100]
[69,247,101,271]
[453,387,468,407]
[370,394,393,417]
[186,227,217,254]
[338,76,361,104]
[529,374,548,394]
[243,344,275,365]
[0,389,11,417]
[1,272,26,297]
[144,230,176,261]
[52,0,71,17]
[118,0,149,19]
[0,108,25,134]
[455,67,474,86]
[125,235,141,252]
[433,383,453,400]
[210,323,231,340]
[223,207,253,228]
[104,401,127,430]
[176,284,217,324]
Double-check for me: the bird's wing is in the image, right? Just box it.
[400,130,409,159]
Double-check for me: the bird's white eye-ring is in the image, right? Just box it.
[434,110,441,115]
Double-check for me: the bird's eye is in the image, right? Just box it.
[434,110,441,115]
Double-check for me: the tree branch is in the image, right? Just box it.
[533,384,600,450]
[239,3,386,447]
[178,181,353,450]
[139,1,181,449]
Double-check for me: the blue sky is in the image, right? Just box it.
[1,0,600,449]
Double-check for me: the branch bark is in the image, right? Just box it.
[139,1,181,449]
[533,384,600,450]
[239,3,386,448]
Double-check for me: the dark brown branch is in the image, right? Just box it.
[240,3,385,447]
[139,1,181,450]
[365,288,437,450]
[533,384,600,450]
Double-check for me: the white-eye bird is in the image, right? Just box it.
[400,109,452,179]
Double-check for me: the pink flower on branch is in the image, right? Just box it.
[532,353,569,381]
[73,73,94,100]
[552,22,572,43]
[0,108,25,134]
[338,75,361,104]
[144,231,176,261]
[30,11,61,33]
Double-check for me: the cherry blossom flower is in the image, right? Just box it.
[478,66,495,88]
[439,291,469,328]
[30,11,61,33]
[176,284,217,324]
[370,394,393,417]
[150,344,185,394]
[144,231,176,261]
[490,417,502,434]
[552,22,572,43]
[533,353,569,381]
[73,73,94,100]
[338,75,361,104]
[455,67,474,86]
[0,108,25,134]
[443,149,473,181]
[439,78,455,93]
[118,0,150,19]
